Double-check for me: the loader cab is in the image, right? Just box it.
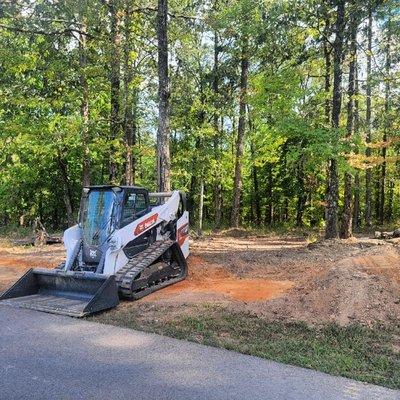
[79,186,150,268]
[80,186,150,232]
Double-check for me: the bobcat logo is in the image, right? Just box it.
[89,249,97,259]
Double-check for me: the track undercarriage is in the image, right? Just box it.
[116,239,188,300]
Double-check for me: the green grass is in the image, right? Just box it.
[90,304,400,389]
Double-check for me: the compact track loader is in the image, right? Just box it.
[0,187,189,317]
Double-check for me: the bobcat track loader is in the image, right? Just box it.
[0,186,189,317]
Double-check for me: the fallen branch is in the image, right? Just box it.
[374,229,400,239]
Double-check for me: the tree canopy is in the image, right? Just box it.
[0,0,399,235]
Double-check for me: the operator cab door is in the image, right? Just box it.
[120,188,154,258]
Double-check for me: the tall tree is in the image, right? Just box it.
[353,66,361,230]
[79,18,90,187]
[340,8,358,238]
[325,0,345,239]
[379,15,392,224]
[157,0,171,192]
[323,9,332,125]
[249,110,261,226]
[123,3,136,185]
[108,0,122,184]
[212,25,222,229]
[365,7,373,227]
[231,36,249,227]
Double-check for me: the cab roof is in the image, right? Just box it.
[83,185,148,193]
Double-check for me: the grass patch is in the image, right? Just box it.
[90,304,400,389]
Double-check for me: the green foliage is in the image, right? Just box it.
[0,0,399,230]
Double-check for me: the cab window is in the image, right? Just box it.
[121,192,148,227]
[135,193,147,214]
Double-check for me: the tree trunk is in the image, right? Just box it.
[323,15,331,125]
[353,173,360,230]
[212,26,222,229]
[265,164,273,226]
[109,2,122,184]
[365,8,373,227]
[231,36,249,227]
[374,170,380,220]
[250,141,261,226]
[57,155,74,227]
[379,152,386,225]
[157,0,171,192]
[340,11,358,239]
[283,198,289,222]
[353,61,360,231]
[296,158,306,227]
[79,20,90,187]
[196,79,207,233]
[188,147,200,219]
[387,180,394,222]
[379,21,391,225]
[189,170,196,217]
[252,160,261,226]
[248,109,260,226]
[198,178,204,235]
[325,0,345,239]
[123,4,136,185]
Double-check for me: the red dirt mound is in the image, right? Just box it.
[257,243,400,326]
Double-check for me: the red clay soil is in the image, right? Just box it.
[158,233,400,327]
[149,255,294,302]
[250,239,400,327]
[0,246,64,292]
[0,232,399,327]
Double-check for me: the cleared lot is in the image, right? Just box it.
[1,230,399,388]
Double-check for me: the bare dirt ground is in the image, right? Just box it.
[0,231,399,327]
[0,244,64,292]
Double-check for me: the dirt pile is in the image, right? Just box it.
[189,234,400,326]
[259,243,400,326]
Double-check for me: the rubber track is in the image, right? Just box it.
[115,239,179,299]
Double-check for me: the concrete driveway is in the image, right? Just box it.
[0,305,398,400]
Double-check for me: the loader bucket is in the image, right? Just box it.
[0,268,119,317]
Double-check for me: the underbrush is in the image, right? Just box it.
[0,225,34,246]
